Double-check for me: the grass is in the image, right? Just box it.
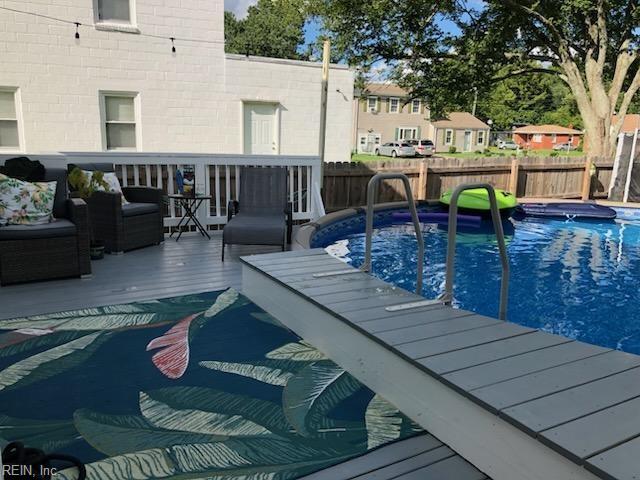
[350,147,584,162]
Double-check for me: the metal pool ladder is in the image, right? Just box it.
[440,183,510,321]
[362,173,425,294]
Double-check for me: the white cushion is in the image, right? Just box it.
[83,170,128,205]
[0,173,57,226]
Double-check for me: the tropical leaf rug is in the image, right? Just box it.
[0,289,421,479]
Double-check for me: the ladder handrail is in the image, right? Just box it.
[440,183,510,320]
[362,173,424,294]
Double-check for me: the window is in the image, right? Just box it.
[0,90,20,150]
[97,0,132,23]
[411,99,421,114]
[389,97,400,113]
[551,134,557,143]
[569,135,574,143]
[398,127,418,140]
[477,130,485,145]
[367,97,378,112]
[102,94,137,150]
[445,129,453,145]
[532,134,543,143]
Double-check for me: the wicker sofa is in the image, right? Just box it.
[0,167,91,285]
[70,163,164,253]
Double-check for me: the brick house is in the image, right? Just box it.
[353,83,431,153]
[0,0,354,160]
[513,125,583,150]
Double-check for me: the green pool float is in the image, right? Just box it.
[440,188,518,216]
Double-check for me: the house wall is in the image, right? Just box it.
[0,0,353,161]
[514,133,581,150]
[355,97,431,151]
[433,127,490,153]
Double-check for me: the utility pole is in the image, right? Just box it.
[318,39,330,187]
[472,87,478,117]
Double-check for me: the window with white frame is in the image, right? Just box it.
[367,97,378,112]
[103,94,137,150]
[551,134,557,143]
[445,129,453,145]
[477,130,485,145]
[411,99,421,114]
[398,127,418,140]
[532,134,543,143]
[389,97,400,113]
[569,135,574,143]
[97,0,132,23]
[0,90,20,150]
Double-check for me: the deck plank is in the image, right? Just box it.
[472,350,640,412]
[358,307,474,334]
[443,341,609,391]
[352,446,455,479]
[394,455,488,480]
[586,436,640,480]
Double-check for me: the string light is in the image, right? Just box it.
[0,5,225,50]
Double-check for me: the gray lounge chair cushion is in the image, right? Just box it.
[0,219,76,240]
[224,213,285,246]
[121,202,159,217]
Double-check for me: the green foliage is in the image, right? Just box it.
[448,146,457,154]
[225,1,307,60]
[67,167,108,200]
[550,151,559,157]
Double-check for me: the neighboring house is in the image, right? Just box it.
[0,0,354,160]
[612,114,640,134]
[430,112,490,153]
[353,84,431,153]
[513,125,583,150]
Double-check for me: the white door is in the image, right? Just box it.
[244,103,278,154]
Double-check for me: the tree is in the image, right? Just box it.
[225,0,307,60]
[312,0,640,159]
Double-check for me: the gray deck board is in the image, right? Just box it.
[352,446,455,479]
[541,396,640,462]
[471,350,640,412]
[240,250,640,480]
[586,436,640,480]
[502,366,640,434]
[443,341,610,391]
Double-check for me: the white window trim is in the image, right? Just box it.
[398,126,418,141]
[551,134,557,143]
[93,0,139,32]
[411,99,421,114]
[100,91,141,152]
[569,135,574,143]
[0,87,24,152]
[444,129,454,145]
[389,97,400,114]
[532,133,543,143]
[477,130,485,145]
[367,96,378,112]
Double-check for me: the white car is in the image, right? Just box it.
[497,139,518,150]
[407,139,435,157]
[375,142,416,158]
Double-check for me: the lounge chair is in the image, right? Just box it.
[222,167,292,261]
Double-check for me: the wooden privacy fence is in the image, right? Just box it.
[322,156,614,211]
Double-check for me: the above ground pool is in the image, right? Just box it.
[309,205,640,356]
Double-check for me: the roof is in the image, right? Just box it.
[513,124,583,135]
[432,112,490,130]
[612,114,640,133]
[362,83,409,98]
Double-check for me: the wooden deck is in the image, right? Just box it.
[0,232,276,320]
[242,249,640,480]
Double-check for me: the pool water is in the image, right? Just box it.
[324,215,640,355]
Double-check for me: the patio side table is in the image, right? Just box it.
[168,194,212,241]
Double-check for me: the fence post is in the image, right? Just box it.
[581,157,592,200]
[509,158,519,195]
[418,160,428,200]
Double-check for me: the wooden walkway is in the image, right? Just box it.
[242,249,640,480]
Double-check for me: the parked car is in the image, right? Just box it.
[553,142,577,151]
[407,139,435,157]
[375,142,416,158]
[497,139,518,150]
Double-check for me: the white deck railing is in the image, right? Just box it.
[5,152,324,228]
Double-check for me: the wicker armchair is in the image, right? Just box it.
[70,163,164,253]
[0,168,91,285]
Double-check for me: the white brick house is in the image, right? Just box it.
[0,0,353,160]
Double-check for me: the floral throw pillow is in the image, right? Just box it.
[82,170,129,205]
[0,173,57,226]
